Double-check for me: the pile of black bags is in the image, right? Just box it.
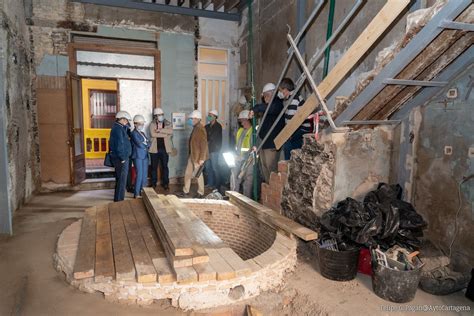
[320,183,427,251]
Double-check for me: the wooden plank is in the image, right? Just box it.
[245,259,262,272]
[206,248,236,280]
[94,204,115,281]
[253,248,284,268]
[175,266,198,284]
[273,0,411,149]
[109,202,136,281]
[129,199,175,283]
[143,188,194,257]
[121,201,157,283]
[217,248,251,277]
[74,207,97,279]
[193,262,217,282]
[142,195,194,268]
[226,191,318,241]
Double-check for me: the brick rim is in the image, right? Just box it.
[54,200,298,310]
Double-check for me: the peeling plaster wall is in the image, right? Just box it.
[0,0,40,232]
[411,68,474,269]
[238,0,413,107]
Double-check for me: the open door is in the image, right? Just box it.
[66,72,86,185]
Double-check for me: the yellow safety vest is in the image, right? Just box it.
[236,127,253,156]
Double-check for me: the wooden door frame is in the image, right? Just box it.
[66,72,86,185]
[67,42,161,107]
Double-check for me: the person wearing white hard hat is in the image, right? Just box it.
[109,110,133,201]
[204,109,223,191]
[231,109,254,198]
[149,107,173,190]
[130,115,150,198]
[181,110,208,198]
[252,82,285,183]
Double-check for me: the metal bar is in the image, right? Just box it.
[440,19,474,32]
[391,46,474,120]
[323,0,336,78]
[296,0,307,53]
[383,78,448,87]
[335,0,472,124]
[71,0,241,21]
[287,33,344,131]
[341,120,401,125]
[258,0,325,135]
[254,0,361,154]
[0,52,12,234]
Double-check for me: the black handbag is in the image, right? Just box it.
[104,152,113,167]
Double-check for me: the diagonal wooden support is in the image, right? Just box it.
[273,0,410,150]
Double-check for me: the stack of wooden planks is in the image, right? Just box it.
[73,190,253,284]
[226,191,318,241]
[142,188,252,283]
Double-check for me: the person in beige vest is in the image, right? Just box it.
[149,107,173,190]
[181,110,208,198]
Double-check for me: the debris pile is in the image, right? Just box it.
[319,183,427,251]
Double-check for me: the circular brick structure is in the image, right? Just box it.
[54,199,297,310]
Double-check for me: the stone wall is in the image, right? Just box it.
[280,127,394,231]
[0,0,40,233]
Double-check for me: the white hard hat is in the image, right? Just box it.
[239,95,247,105]
[209,109,219,117]
[262,83,276,93]
[115,111,132,121]
[238,110,250,120]
[189,110,202,120]
[133,114,145,123]
[153,107,164,115]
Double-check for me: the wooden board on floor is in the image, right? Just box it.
[174,266,198,284]
[129,199,176,284]
[206,248,236,280]
[94,204,115,281]
[121,201,157,283]
[73,207,97,279]
[273,0,411,149]
[109,202,136,281]
[143,188,194,257]
[193,262,217,282]
[217,247,252,277]
[226,191,318,241]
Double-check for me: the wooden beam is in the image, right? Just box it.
[213,0,225,11]
[225,0,240,11]
[273,0,410,149]
[109,202,136,281]
[202,0,213,9]
[73,207,97,279]
[121,201,157,283]
[94,204,115,282]
[226,191,318,241]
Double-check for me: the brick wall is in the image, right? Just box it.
[186,200,276,260]
[260,160,288,213]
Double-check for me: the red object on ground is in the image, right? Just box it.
[131,166,136,185]
[358,248,373,276]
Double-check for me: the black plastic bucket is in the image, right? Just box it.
[316,244,360,281]
[372,261,421,303]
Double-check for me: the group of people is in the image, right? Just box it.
[108,76,308,202]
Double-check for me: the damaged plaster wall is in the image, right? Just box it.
[238,0,412,105]
[411,67,474,269]
[282,127,393,230]
[0,0,40,232]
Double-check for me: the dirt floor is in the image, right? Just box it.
[0,189,472,316]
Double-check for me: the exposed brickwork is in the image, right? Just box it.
[185,200,276,260]
[260,160,288,213]
[54,201,298,310]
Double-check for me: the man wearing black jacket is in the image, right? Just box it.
[253,83,285,183]
[205,110,222,190]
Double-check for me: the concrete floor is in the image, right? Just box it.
[0,190,472,316]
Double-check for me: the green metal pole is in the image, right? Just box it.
[247,0,258,201]
[323,0,335,79]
